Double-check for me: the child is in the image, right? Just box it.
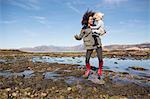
[90,12,106,46]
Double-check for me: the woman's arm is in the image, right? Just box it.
[74,29,85,40]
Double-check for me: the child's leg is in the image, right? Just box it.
[96,47,103,77]
[92,34,99,46]
[84,49,93,77]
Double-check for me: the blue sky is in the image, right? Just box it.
[0,0,149,49]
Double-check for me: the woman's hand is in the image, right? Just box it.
[74,35,79,40]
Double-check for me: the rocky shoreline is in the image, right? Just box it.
[0,50,150,98]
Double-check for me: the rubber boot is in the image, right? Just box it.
[98,60,105,84]
[83,63,91,78]
[98,60,103,77]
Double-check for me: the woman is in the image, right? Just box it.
[74,10,105,83]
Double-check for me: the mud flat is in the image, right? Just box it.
[0,49,150,59]
[0,54,150,98]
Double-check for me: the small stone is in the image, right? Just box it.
[55,90,59,93]
[27,92,31,96]
[19,82,23,85]
[52,87,55,90]
[25,87,31,91]
[93,87,97,92]
[129,66,147,71]
[41,92,47,97]
[98,79,105,85]
[34,93,38,97]
[47,67,52,71]
[12,92,17,97]
[5,88,11,91]
[28,67,31,69]
[67,87,72,91]
[24,91,28,95]
[59,95,65,99]
[16,90,19,93]
[30,95,34,98]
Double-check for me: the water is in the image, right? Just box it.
[0,70,34,78]
[32,56,150,78]
[0,59,6,63]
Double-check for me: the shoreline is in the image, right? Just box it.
[0,49,150,60]
[0,50,149,98]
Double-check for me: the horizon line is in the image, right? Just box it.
[0,42,149,49]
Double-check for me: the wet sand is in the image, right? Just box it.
[0,50,150,98]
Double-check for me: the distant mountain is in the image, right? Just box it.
[20,43,150,52]
[103,43,150,51]
[20,44,84,52]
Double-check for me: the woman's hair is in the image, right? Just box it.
[81,10,95,27]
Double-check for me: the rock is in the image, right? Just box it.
[47,67,52,71]
[5,88,11,91]
[19,82,23,85]
[52,87,55,90]
[24,91,28,95]
[67,87,72,91]
[120,72,129,75]
[41,92,47,97]
[30,95,34,98]
[59,95,65,99]
[93,87,97,92]
[98,79,105,85]
[12,92,17,97]
[109,96,128,99]
[55,90,59,93]
[14,87,18,90]
[114,62,118,64]
[129,66,148,71]
[27,92,31,96]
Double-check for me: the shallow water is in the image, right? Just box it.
[32,56,150,78]
[0,59,6,63]
[0,70,34,78]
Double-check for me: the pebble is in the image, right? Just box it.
[52,87,55,90]
[5,88,11,91]
[67,87,72,91]
[41,92,47,97]
[30,94,34,98]
[12,92,17,97]
[55,90,59,93]
[27,92,31,96]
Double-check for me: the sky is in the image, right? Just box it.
[0,0,149,49]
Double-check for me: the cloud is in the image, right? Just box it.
[51,0,82,14]
[66,2,81,14]
[97,0,128,9]
[31,16,46,20]
[0,20,17,24]
[104,0,128,5]
[8,0,41,10]
[30,16,47,24]
[30,16,52,28]
[119,19,146,27]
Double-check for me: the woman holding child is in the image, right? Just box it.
[74,10,106,83]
